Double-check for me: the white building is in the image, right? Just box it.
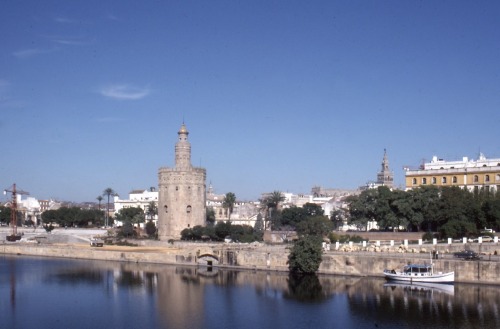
[113,188,159,227]
[207,184,261,227]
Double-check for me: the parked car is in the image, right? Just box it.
[453,250,481,260]
[90,238,104,247]
[479,236,494,242]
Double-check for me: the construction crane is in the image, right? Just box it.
[3,183,29,241]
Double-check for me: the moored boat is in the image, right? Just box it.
[384,263,454,284]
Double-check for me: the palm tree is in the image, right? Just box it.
[222,192,236,220]
[260,190,285,230]
[266,190,285,210]
[102,187,116,227]
[96,196,103,210]
[146,201,158,222]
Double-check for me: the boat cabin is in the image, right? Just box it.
[404,264,432,275]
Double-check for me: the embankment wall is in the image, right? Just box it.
[1,243,499,285]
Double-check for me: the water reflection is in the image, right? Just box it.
[284,274,329,302]
[1,255,500,329]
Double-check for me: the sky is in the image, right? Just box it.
[1,1,499,203]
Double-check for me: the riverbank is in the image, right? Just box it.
[2,237,500,285]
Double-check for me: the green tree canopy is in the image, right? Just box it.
[115,207,145,225]
[0,206,12,225]
[296,216,333,237]
[288,235,323,274]
[40,207,103,227]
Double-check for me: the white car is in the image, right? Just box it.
[90,238,104,247]
[479,236,493,242]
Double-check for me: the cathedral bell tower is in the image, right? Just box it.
[377,149,394,188]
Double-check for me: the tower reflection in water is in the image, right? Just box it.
[2,257,500,329]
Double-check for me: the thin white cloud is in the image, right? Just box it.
[54,17,76,24]
[54,16,92,25]
[13,47,58,59]
[52,37,93,46]
[12,48,57,59]
[42,34,93,46]
[100,84,151,100]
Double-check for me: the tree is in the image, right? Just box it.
[75,209,104,227]
[0,206,11,225]
[253,213,264,240]
[41,209,59,225]
[296,216,333,237]
[302,203,324,216]
[146,201,157,222]
[206,207,216,226]
[288,235,323,274]
[96,195,103,210]
[120,221,136,238]
[115,207,145,226]
[214,221,232,240]
[281,206,308,228]
[260,190,285,230]
[483,199,500,231]
[439,220,476,239]
[222,192,236,220]
[346,189,377,230]
[102,187,116,227]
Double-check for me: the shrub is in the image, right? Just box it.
[422,232,440,242]
[145,221,157,239]
[328,233,363,243]
[288,235,323,274]
[43,224,54,233]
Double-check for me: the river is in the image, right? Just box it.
[1,255,499,329]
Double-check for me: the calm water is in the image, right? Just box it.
[1,255,499,329]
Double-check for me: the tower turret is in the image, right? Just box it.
[175,123,191,169]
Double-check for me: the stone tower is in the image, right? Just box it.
[158,124,206,240]
[376,149,394,188]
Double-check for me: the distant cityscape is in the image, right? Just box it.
[3,148,500,232]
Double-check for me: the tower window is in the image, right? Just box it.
[164,205,168,213]
[186,205,192,213]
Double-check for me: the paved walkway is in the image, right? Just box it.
[0,227,108,244]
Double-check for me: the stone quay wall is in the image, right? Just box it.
[2,241,500,284]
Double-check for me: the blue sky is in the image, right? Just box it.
[1,1,499,202]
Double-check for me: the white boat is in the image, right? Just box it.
[384,263,454,284]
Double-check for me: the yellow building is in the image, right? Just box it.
[405,153,500,192]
